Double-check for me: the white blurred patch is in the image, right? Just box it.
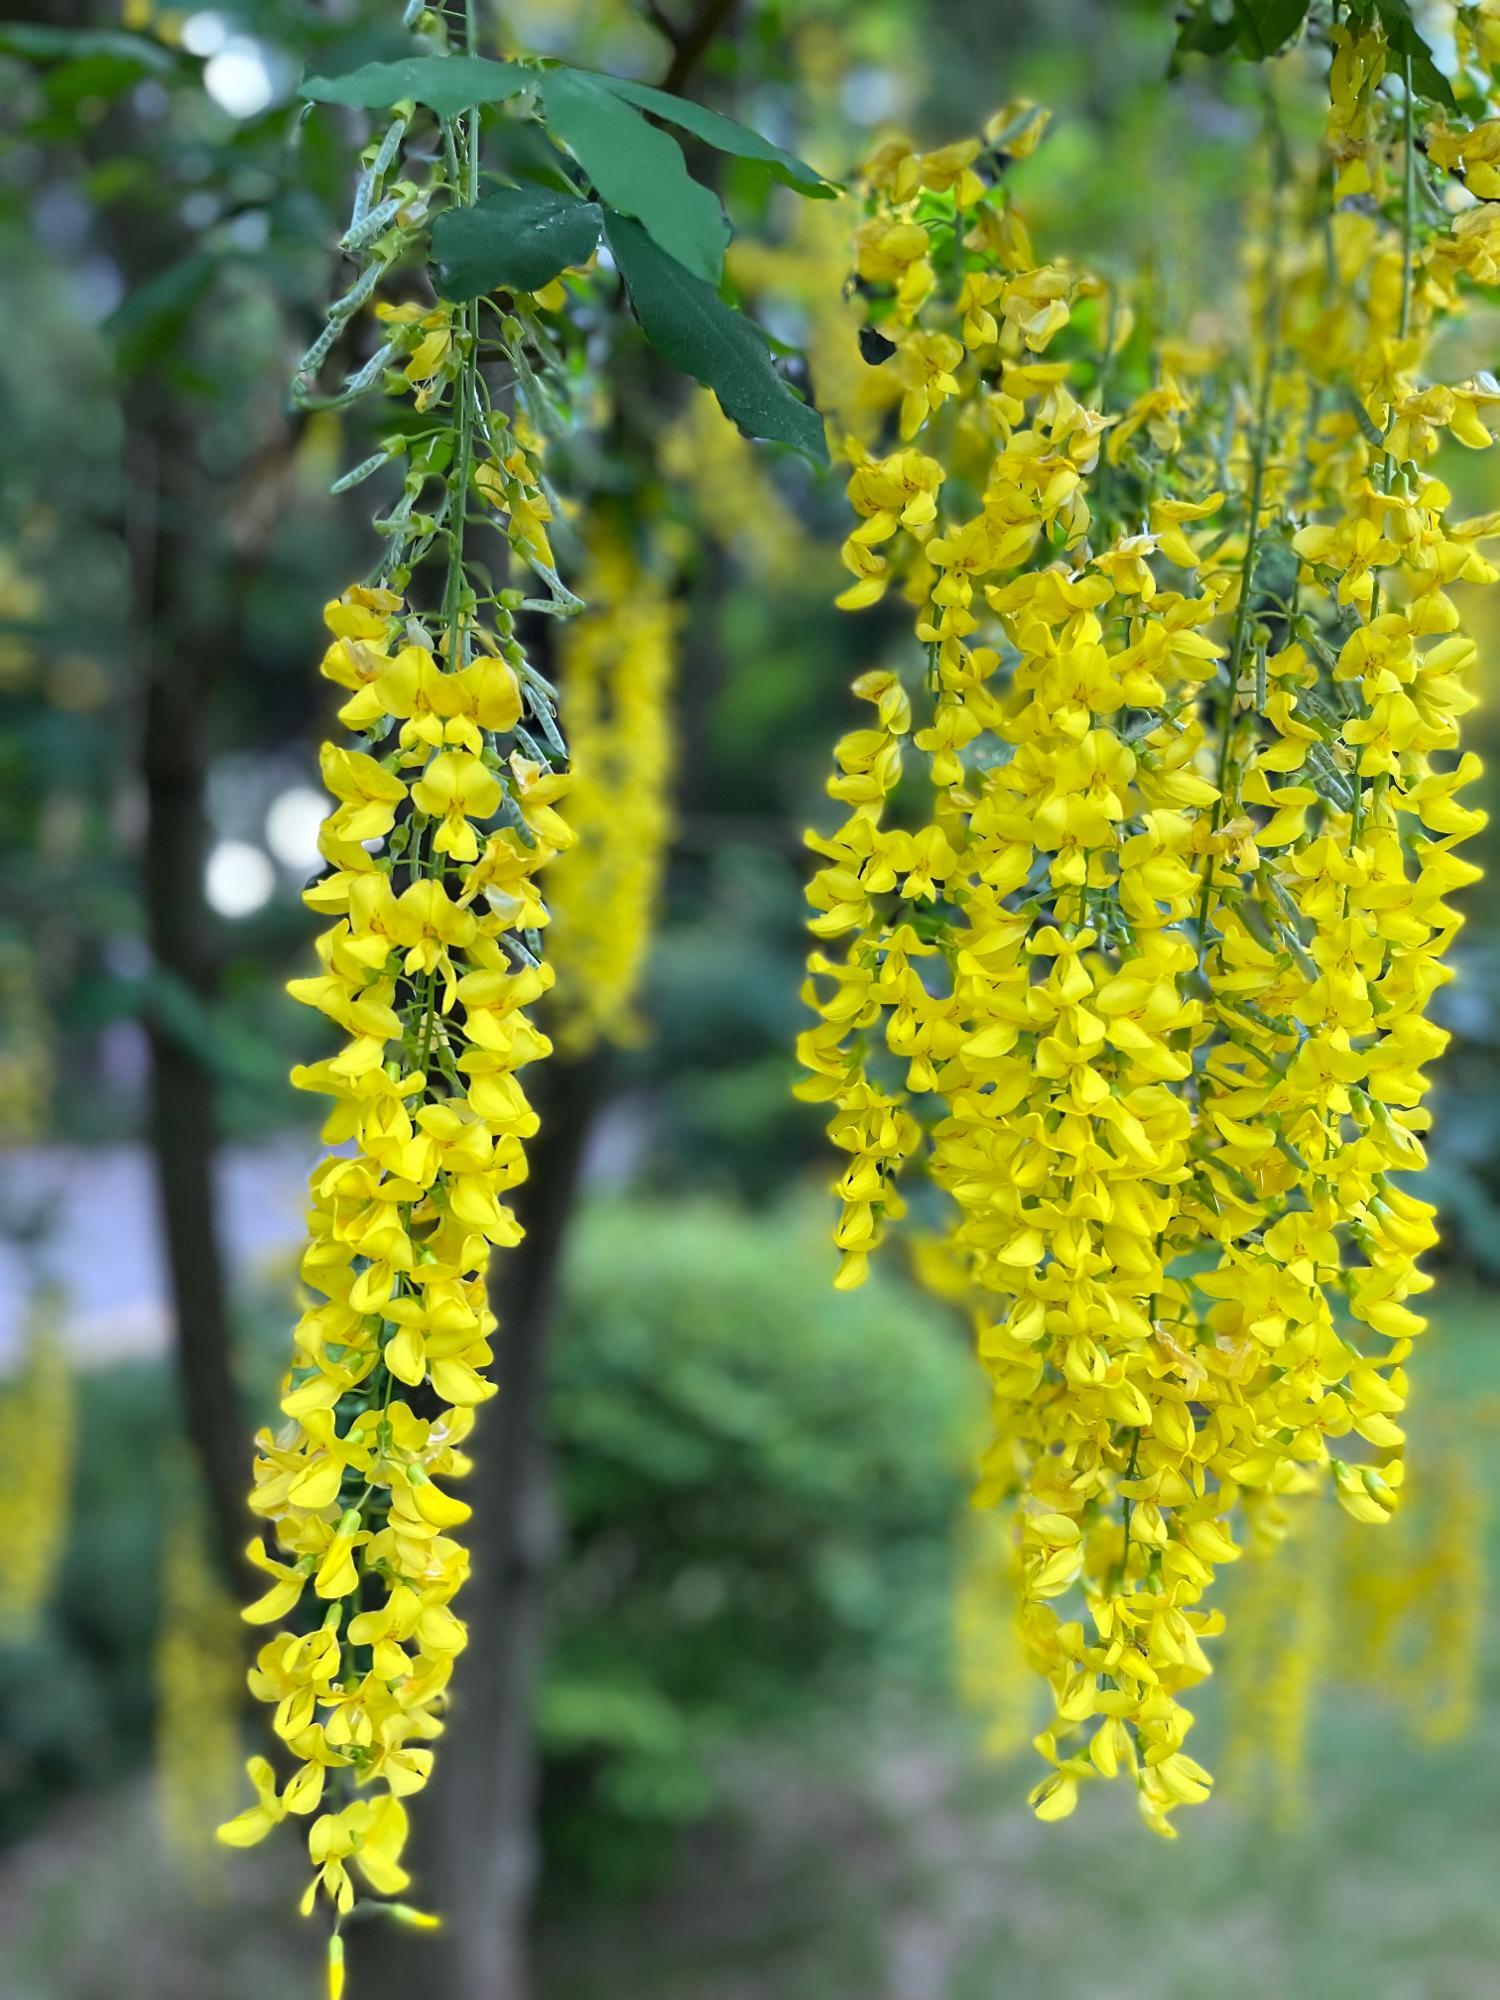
[840,66,901,126]
[265,785,327,873]
[205,838,275,917]
[204,42,277,120]
[180,11,230,57]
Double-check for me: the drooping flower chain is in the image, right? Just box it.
[0,1282,73,1637]
[546,527,679,1056]
[800,30,1494,1837]
[218,45,579,1946]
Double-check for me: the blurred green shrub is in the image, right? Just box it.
[0,1361,171,1840]
[540,1195,974,1892]
[0,1198,976,1903]
[0,1280,290,1844]
[642,848,816,1198]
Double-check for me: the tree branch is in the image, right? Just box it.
[639,0,739,94]
[666,0,737,91]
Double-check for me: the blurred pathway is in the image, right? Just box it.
[0,1139,310,1368]
[0,1100,644,1371]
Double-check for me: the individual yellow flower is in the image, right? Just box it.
[410,749,502,861]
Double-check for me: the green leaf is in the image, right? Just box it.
[583,73,835,198]
[1171,0,1454,108]
[604,212,825,464]
[430,185,603,300]
[0,22,177,69]
[301,55,528,120]
[1366,0,1459,111]
[1232,0,1310,55]
[484,116,585,197]
[541,69,728,285]
[1174,0,1309,60]
[1173,5,1241,58]
[105,254,219,377]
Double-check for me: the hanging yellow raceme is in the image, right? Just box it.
[800,19,1494,1839]
[217,44,575,1950]
[547,528,679,1055]
[1220,1513,1329,1830]
[155,1502,244,1895]
[1219,1406,1487,1826]
[221,0,833,1961]
[659,391,806,584]
[953,1507,1036,1761]
[0,940,74,1645]
[1330,1403,1490,1747]
[217,605,570,1918]
[0,1282,75,1639]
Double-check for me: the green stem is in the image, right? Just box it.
[1194,293,1278,954]
[1117,1428,1142,1591]
[416,965,440,1077]
[1399,53,1415,343]
[441,4,483,672]
[1369,52,1416,624]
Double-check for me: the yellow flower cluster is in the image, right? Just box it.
[217,579,571,1915]
[957,1398,1488,1828]
[659,390,805,584]
[220,63,577,1941]
[953,1507,1034,1762]
[0,937,53,1153]
[547,530,679,1055]
[0,546,41,690]
[1333,1406,1490,1748]
[155,1506,244,1896]
[0,951,72,1642]
[1220,1513,1330,1830]
[801,30,1493,1837]
[1222,1398,1488,1825]
[0,1283,74,1637]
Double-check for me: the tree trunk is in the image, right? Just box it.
[351,1051,608,1997]
[447,1050,606,1994]
[128,426,248,1590]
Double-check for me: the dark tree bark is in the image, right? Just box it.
[127,419,251,1596]
[350,1051,608,1997]
[129,436,248,1588]
[441,1051,608,1996]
